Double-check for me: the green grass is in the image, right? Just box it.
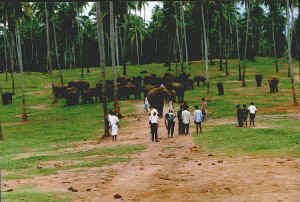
[2,144,145,179]
[2,189,71,202]
[194,120,300,157]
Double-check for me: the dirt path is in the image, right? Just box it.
[73,102,300,202]
[5,102,300,202]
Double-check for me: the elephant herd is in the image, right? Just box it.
[52,72,206,107]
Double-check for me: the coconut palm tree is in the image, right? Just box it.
[110,1,120,116]
[14,3,28,121]
[201,1,210,96]
[242,0,251,87]
[96,1,109,137]
[265,0,280,73]
[45,2,53,79]
[287,0,298,105]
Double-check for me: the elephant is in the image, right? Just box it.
[1,92,13,105]
[143,84,156,98]
[163,72,176,84]
[193,75,206,87]
[183,79,194,90]
[52,84,68,99]
[178,72,191,81]
[68,80,90,96]
[64,87,80,106]
[117,76,130,86]
[143,74,162,86]
[82,88,98,104]
[143,74,156,86]
[147,84,173,117]
[118,82,137,100]
[268,77,279,93]
[165,82,185,103]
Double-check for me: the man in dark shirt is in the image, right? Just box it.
[236,104,243,127]
[242,104,249,127]
[165,110,176,138]
[177,105,184,134]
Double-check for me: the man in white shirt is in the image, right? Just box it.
[150,106,158,115]
[181,106,191,135]
[109,112,120,142]
[248,102,257,127]
[149,110,159,142]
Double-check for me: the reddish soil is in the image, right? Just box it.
[4,102,300,202]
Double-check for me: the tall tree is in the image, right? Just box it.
[15,4,28,121]
[287,0,298,105]
[242,0,250,87]
[110,1,120,116]
[96,1,109,137]
[201,2,209,96]
[52,17,64,85]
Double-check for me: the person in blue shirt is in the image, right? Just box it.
[194,105,203,134]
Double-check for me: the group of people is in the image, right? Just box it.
[108,98,257,143]
[147,98,208,143]
[236,102,257,127]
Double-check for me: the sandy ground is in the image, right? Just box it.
[4,102,300,202]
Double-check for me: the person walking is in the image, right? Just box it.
[201,98,207,122]
[242,104,249,127]
[109,111,120,142]
[177,105,184,134]
[165,110,176,138]
[236,104,243,127]
[168,98,174,112]
[248,102,257,127]
[144,96,149,112]
[194,105,203,134]
[181,106,191,135]
[149,110,159,142]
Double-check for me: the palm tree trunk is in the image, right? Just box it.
[235,5,241,81]
[0,74,3,140]
[9,32,16,95]
[175,15,183,72]
[181,2,189,66]
[218,2,223,71]
[15,21,27,121]
[115,17,120,74]
[201,3,209,96]
[53,22,64,85]
[0,119,3,141]
[224,12,229,76]
[271,1,279,73]
[110,1,120,117]
[96,1,109,137]
[4,31,9,82]
[287,0,298,105]
[45,2,53,82]
[135,27,140,65]
[242,0,250,87]
[135,7,140,66]
[121,15,126,67]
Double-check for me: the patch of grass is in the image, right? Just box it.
[194,120,300,157]
[2,190,71,202]
[162,146,178,151]
[25,157,131,177]
[2,144,145,179]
